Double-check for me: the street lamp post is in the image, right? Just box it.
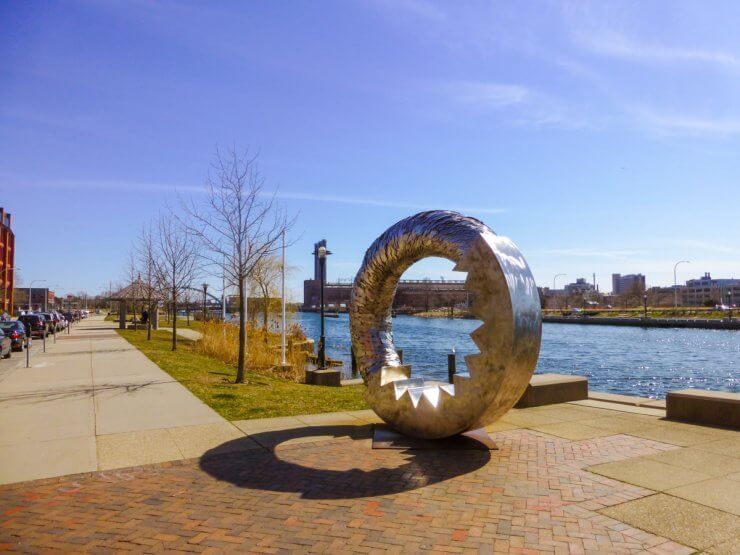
[643,294,648,319]
[201,283,209,322]
[314,244,332,370]
[280,231,287,367]
[553,273,566,291]
[28,279,47,312]
[728,291,733,322]
[673,260,690,309]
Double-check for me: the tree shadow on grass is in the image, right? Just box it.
[199,424,490,500]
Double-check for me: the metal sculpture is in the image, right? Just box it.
[350,211,541,439]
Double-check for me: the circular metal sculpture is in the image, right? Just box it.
[350,211,542,439]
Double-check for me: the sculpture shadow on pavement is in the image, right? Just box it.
[198,424,491,500]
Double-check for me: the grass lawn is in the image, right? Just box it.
[116,328,367,420]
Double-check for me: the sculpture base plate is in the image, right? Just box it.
[372,425,497,451]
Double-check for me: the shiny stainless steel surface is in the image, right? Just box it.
[350,210,542,439]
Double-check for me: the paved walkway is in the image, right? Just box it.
[1,401,739,552]
[0,315,228,484]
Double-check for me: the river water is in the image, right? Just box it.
[292,312,740,399]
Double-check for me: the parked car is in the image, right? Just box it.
[0,321,27,351]
[18,314,48,338]
[39,312,61,332]
[52,312,64,330]
[49,312,63,331]
[0,328,11,359]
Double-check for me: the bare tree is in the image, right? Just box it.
[121,249,139,326]
[249,254,283,339]
[622,281,646,309]
[181,148,291,383]
[153,215,200,351]
[137,222,158,340]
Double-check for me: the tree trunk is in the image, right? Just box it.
[235,278,247,383]
[172,287,178,351]
[261,284,269,343]
[146,300,152,340]
[186,303,190,326]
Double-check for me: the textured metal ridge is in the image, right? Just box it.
[350,210,542,439]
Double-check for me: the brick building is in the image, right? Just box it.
[0,207,15,315]
[13,287,55,312]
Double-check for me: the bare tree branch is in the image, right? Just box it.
[178,147,294,382]
[152,214,200,351]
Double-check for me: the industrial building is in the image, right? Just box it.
[682,273,740,306]
[302,240,468,311]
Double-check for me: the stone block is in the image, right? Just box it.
[667,389,740,430]
[305,368,342,387]
[515,373,588,408]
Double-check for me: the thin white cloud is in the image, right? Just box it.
[578,32,740,69]
[21,178,507,215]
[637,110,740,137]
[662,239,739,255]
[530,248,645,258]
[444,81,590,129]
[28,179,204,193]
[376,0,447,22]
[451,81,531,108]
[267,191,506,215]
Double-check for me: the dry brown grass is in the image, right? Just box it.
[196,320,308,381]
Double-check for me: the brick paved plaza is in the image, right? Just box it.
[2,401,739,553]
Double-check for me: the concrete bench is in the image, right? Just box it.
[666,389,740,429]
[515,373,588,408]
[305,368,342,387]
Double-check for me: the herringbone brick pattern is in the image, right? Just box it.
[0,426,693,553]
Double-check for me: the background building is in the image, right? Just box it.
[302,239,470,312]
[13,288,55,312]
[612,273,646,295]
[302,278,468,312]
[0,207,15,315]
[682,273,740,306]
[564,277,596,297]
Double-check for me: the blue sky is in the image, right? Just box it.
[2,1,740,299]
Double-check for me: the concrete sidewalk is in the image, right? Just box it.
[0,315,233,484]
[160,326,203,341]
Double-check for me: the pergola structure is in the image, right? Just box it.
[109,279,162,330]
